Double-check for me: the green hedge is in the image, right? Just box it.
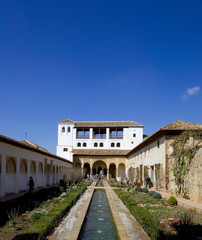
[114,189,160,240]
[13,181,91,240]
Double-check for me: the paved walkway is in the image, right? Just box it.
[47,181,150,240]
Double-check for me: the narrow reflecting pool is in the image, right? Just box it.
[78,190,118,240]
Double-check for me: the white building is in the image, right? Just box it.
[57,119,144,162]
[0,135,72,198]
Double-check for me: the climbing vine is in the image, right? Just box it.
[171,130,202,196]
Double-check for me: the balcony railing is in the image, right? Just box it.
[110,135,123,139]
[93,134,106,139]
[76,135,89,139]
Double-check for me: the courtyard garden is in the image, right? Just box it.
[0,179,92,240]
[108,179,202,240]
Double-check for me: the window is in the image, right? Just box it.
[111,142,115,147]
[77,142,81,147]
[76,128,90,139]
[93,128,106,139]
[62,127,65,133]
[83,142,87,147]
[117,142,120,147]
[157,140,160,148]
[110,128,123,139]
[133,134,136,137]
[68,127,71,132]
[94,142,98,147]
[100,142,104,147]
[63,148,68,152]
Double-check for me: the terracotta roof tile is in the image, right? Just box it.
[58,119,143,127]
[72,149,130,156]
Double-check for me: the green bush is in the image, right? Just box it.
[149,190,156,196]
[31,209,48,220]
[135,187,143,192]
[152,192,162,200]
[13,180,92,240]
[168,196,178,205]
[142,188,149,193]
[115,189,159,240]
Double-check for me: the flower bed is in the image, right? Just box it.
[0,180,93,240]
[112,183,202,240]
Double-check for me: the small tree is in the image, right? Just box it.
[171,130,202,196]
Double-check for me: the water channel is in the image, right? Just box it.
[78,181,118,240]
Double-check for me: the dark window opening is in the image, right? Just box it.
[117,142,121,147]
[63,148,68,152]
[110,128,123,139]
[62,127,65,133]
[77,142,81,147]
[157,140,160,148]
[93,128,106,139]
[76,128,90,139]
[94,142,98,147]
[83,142,87,147]
[100,142,104,147]
[133,134,136,137]
[111,142,115,147]
[68,127,71,132]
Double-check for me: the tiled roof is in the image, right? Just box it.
[58,119,74,123]
[161,120,202,130]
[72,149,130,156]
[58,119,143,127]
[21,140,48,152]
[127,120,202,157]
[0,135,72,164]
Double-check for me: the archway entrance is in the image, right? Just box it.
[109,163,116,179]
[83,163,90,178]
[92,160,107,177]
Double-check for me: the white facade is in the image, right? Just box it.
[0,137,73,198]
[57,119,144,161]
[128,136,166,187]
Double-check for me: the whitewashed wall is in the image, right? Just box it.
[0,141,72,197]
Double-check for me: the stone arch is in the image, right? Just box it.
[19,159,27,191]
[109,163,116,179]
[83,162,90,178]
[6,157,16,194]
[118,163,126,181]
[92,160,107,176]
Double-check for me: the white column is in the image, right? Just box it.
[0,154,6,197]
[106,128,110,139]
[16,157,20,193]
[36,161,38,188]
[90,128,93,139]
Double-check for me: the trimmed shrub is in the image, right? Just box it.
[31,209,48,220]
[142,188,149,193]
[148,190,156,196]
[115,189,159,240]
[152,192,162,200]
[168,196,178,205]
[135,187,143,192]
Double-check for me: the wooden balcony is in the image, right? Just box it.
[110,135,123,139]
[76,135,89,139]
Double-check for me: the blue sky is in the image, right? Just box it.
[0,0,201,154]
